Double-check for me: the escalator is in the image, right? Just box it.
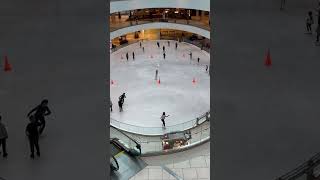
[110,126,147,180]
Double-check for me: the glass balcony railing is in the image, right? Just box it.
[110,111,210,135]
[116,119,210,155]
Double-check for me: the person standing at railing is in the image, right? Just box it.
[160,112,169,127]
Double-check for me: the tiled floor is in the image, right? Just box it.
[130,142,210,180]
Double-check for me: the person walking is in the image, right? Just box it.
[126,52,129,61]
[26,115,41,159]
[27,99,51,135]
[0,115,8,158]
[160,112,169,127]
[306,11,314,33]
[132,52,135,60]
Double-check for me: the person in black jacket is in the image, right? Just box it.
[26,115,41,159]
[27,99,51,135]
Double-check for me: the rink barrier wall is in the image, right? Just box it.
[110,18,210,32]
[111,39,210,54]
[110,21,210,39]
[110,0,210,14]
[110,111,210,136]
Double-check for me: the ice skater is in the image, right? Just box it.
[157,42,160,48]
[163,52,166,59]
[0,115,8,158]
[167,41,170,47]
[197,57,200,64]
[163,46,165,52]
[189,52,192,59]
[26,115,41,159]
[27,99,51,135]
[160,112,169,127]
[142,47,145,53]
[155,69,158,80]
[140,41,142,48]
[119,93,126,104]
[110,99,113,112]
[175,42,178,50]
[316,24,320,44]
[132,52,135,60]
[206,65,208,72]
[306,11,314,34]
[118,100,123,112]
[280,0,286,10]
[126,52,129,61]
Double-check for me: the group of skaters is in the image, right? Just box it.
[109,94,171,128]
[0,99,52,159]
[110,93,126,112]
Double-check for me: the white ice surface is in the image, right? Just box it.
[110,40,210,128]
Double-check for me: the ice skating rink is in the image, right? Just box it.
[110,40,210,129]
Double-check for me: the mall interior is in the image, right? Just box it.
[1,0,320,180]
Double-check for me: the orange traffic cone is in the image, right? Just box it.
[4,55,12,72]
[264,49,272,67]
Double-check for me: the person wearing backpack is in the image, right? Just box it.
[0,115,8,158]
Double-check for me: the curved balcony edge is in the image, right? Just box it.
[110,22,210,40]
[111,0,210,14]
